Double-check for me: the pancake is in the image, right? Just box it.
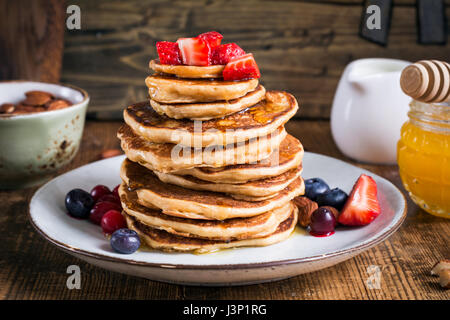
[149,59,224,78]
[119,184,293,240]
[118,124,287,173]
[153,165,302,198]
[125,206,298,253]
[120,158,305,220]
[145,74,258,103]
[125,91,298,147]
[149,85,266,120]
[174,134,304,183]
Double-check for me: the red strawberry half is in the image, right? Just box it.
[338,174,381,226]
[156,41,182,65]
[177,37,211,66]
[211,43,246,65]
[222,53,261,81]
[198,31,223,49]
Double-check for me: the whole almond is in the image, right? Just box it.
[0,103,15,113]
[293,196,318,227]
[322,206,340,220]
[23,91,53,106]
[14,104,46,114]
[101,149,122,159]
[47,99,71,110]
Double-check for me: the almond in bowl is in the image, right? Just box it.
[0,81,90,189]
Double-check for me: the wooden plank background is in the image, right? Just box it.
[61,0,450,119]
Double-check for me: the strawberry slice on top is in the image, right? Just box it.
[223,53,261,81]
[211,43,246,65]
[156,41,182,65]
[338,174,381,226]
[198,31,223,49]
[177,37,211,66]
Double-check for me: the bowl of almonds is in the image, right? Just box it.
[0,81,89,189]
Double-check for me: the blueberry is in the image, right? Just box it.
[316,188,348,210]
[110,229,141,254]
[65,188,95,219]
[304,178,330,200]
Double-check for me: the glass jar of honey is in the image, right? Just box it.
[397,100,450,218]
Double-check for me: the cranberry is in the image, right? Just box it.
[97,194,121,205]
[112,184,120,201]
[89,201,121,225]
[101,210,126,234]
[310,207,336,237]
[90,185,111,202]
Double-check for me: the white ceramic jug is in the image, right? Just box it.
[331,58,411,164]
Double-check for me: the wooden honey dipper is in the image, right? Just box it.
[400,60,450,103]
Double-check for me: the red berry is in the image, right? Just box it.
[223,53,261,81]
[89,201,121,225]
[338,174,381,226]
[101,210,126,234]
[310,207,336,237]
[211,43,245,65]
[90,185,111,202]
[198,31,223,49]
[112,184,120,200]
[156,41,182,65]
[177,37,211,66]
[97,194,121,206]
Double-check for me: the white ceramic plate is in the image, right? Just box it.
[29,153,407,286]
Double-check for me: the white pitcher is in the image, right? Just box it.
[331,58,411,164]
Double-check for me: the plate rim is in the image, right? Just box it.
[28,152,408,270]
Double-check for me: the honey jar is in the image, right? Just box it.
[397,100,450,218]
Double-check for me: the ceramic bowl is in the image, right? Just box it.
[0,81,89,189]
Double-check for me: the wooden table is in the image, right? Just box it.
[0,119,448,300]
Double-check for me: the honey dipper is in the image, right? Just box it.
[400,60,450,103]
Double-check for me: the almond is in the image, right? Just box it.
[23,91,53,106]
[293,196,318,227]
[439,269,450,289]
[101,149,122,159]
[0,103,15,113]
[431,259,450,276]
[47,99,71,110]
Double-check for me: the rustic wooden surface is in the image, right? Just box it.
[61,0,450,119]
[0,119,448,300]
[0,0,65,82]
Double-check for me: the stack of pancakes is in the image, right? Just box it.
[117,60,305,253]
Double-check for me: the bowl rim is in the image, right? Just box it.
[0,80,90,120]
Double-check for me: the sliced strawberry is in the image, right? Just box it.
[177,37,211,66]
[338,174,381,226]
[198,31,223,49]
[211,43,246,65]
[222,53,261,81]
[156,41,182,65]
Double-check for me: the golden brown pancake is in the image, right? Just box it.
[174,134,304,183]
[149,85,266,120]
[125,205,298,253]
[120,158,305,220]
[124,91,298,147]
[149,59,224,78]
[153,166,302,199]
[145,74,258,103]
[118,124,287,173]
[119,184,293,241]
